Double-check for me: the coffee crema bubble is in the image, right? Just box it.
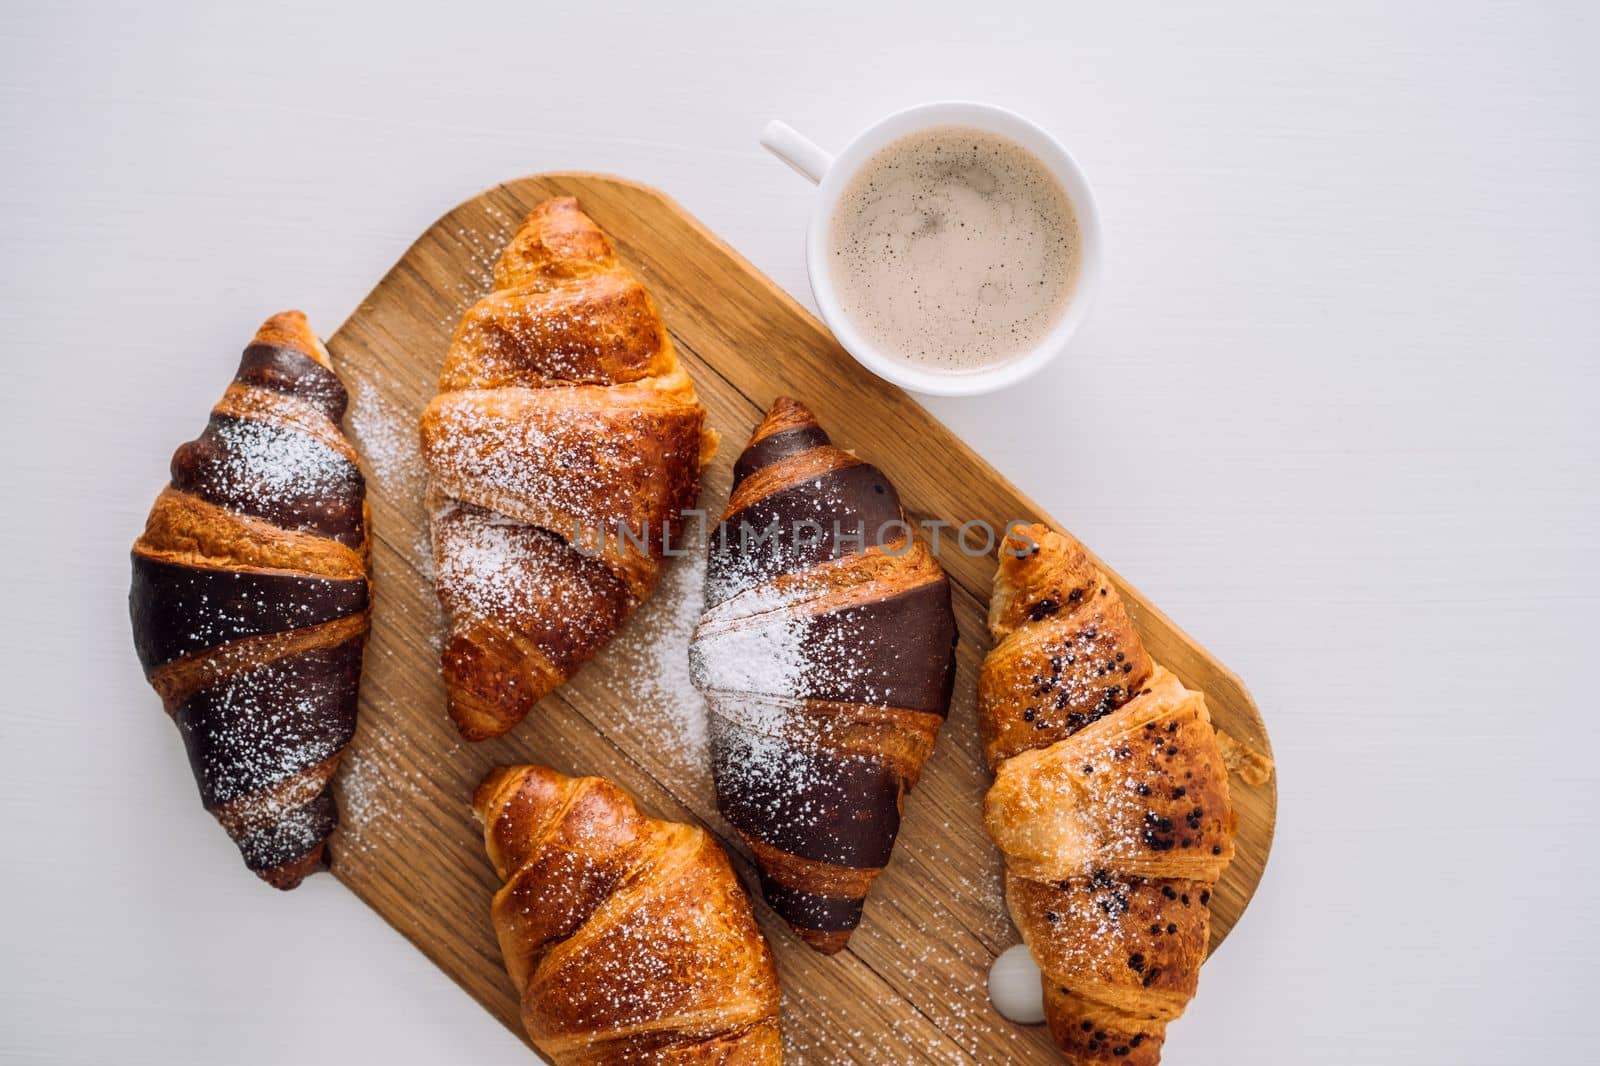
[829,125,1081,374]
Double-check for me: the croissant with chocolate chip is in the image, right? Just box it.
[420,196,716,739]
[475,765,782,1063]
[689,398,958,953]
[981,524,1265,1064]
[129,311,369,889]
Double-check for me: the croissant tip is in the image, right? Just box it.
[252,309,332,370]
[447,692,519,742]
[764,395,813,421]
[518,195,585,232]
[253,843,329,890]
[453,721,503,743]
[747,396,819,446]
[472,766,515,817]
[795,927,853,954]
[474,764,559,824]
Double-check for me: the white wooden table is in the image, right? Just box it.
[2,2,1595,1062]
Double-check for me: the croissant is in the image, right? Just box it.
[421,196,716,740]
[475,765,782,1064]
[980,523,1250,1063]
[689,398,957,954]
[129,311,369,889]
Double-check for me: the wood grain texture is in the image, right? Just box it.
[323,174,1277,1064]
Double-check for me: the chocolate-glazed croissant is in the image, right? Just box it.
[689,398,957,953]
[129,311,369,889]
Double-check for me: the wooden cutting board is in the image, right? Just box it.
[325,173,1277,1064]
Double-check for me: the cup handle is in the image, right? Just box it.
[760,120,835,185]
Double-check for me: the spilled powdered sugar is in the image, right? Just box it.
[334,740,431,856]
[347,380,424,489]
[344,373,434,579]
[336,747,388,831]
[593,551,710,778]
[430,211,522,330]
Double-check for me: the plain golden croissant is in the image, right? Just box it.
[689,397,958,953]
[420,196,717,739]
[129,311,370,889]
[474,765,782,1064]
[980,523,1255,1064]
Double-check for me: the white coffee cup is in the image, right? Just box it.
[761,102,1102,397]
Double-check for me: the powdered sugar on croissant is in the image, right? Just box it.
[129,310,370,889]
[474,765,781,1064]
[420,197,716,739]
[689,397,957,954]
[980,523,1266,1064]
